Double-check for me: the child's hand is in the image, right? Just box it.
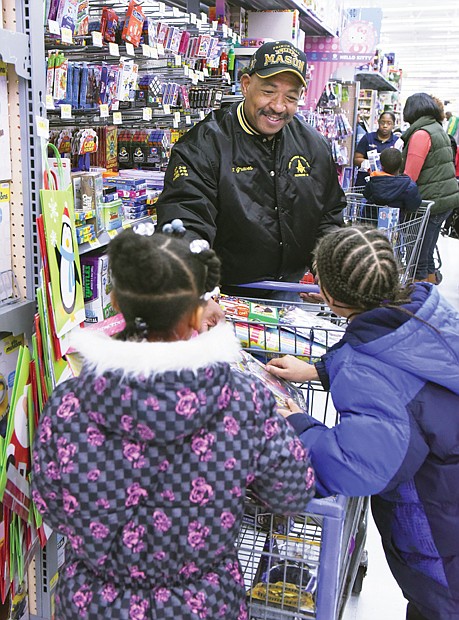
[267,355,318,383]
[278,398,303,418]
[299,291,325,304]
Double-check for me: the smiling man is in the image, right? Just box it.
[156,41,345,299]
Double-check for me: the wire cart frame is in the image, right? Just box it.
[344,193,432,284]
[225,295,368,619]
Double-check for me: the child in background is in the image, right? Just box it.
[363,147,422,213]
[32,225,315,620]
[267,226,459,620]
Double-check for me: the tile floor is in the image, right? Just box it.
[342,234,458,620]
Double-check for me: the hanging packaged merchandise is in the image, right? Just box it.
[122,0,145,47]
[56,0,79,35]
[101,7,119,42]
[76,0,89,36]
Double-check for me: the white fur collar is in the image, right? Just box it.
[69,322,241,377]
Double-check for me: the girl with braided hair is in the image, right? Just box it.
[31,225,315,620]
[268,226,459,620]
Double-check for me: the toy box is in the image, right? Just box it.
[80,252,116,323]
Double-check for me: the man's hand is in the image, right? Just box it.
[200,298,225,332]
[267,355,318,383]
[277,398,303,418]
[299,291,325,304]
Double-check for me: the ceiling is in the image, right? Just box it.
[342,0,459,110]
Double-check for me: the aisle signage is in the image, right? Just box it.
[61,27,72,44]
[91,31,103,47]
[60,104,72,119]
[143,107,152,121]
[108,43,120,57]
[35,115,50,139]
[48,19,60,35]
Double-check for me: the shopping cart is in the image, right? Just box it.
[344,193,432,283]
[223,288,368,620]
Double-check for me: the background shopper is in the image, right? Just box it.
[402,93,459,282]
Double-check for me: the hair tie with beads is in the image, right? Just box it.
[134,317,149,340]
[162,219,186,237]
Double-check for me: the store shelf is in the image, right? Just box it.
[78,216,156,254]
[355,71,397,92]
[0,299,35,336]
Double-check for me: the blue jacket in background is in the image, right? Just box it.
[363,172,422,212]
[289,283,459,619]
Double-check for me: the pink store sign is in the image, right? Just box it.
[304,9,382,109]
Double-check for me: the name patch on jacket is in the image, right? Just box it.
[232,165,254,174]
[173,165,189,181]
[288,156,311,177]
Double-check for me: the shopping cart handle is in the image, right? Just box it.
[236,281,320,294]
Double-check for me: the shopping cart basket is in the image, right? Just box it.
[223,286,368,619]
[344,193,432,284]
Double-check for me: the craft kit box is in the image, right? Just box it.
[80,252,116,323]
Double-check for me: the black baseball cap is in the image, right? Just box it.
[247,40,308,87]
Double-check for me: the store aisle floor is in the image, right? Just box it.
[342,233,458,620]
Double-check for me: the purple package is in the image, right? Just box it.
[47,0,60,22]
[99,64,108,104]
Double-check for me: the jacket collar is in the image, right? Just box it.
[69,322,241,377]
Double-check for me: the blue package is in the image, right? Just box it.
[72,62,81,109]
[79,62,88,109]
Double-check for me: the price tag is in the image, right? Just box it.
[185,114,192,126]
[125,42,135,56]
[60,104,72,119]
[201,12,208,23]
[237,34,242,44]
[142,44,151,57]
[173,116,179,129]
[190,12,197,24]
[109,42,120,57]
[113,111,122,124]
[99,103,109,118]
[150,46,159,59]
[196,19,202,29]
[224,71,231,84]
[174,111,181,124]
[232,33,237,44]
[143,107,152,121]
[203,67,209,77]
[111,100,119,111]
[35,115,50,139]
[48,19,60,35]
[191,72,199,86]
[183,65,190,76]
[212,20,218,30]
[228,27,233,37]
[198,71,204,82]
[156,43,165,56]
[107,229,118,239]
[173,7,181,17]
[174,54,181,67]
[159,2,166,12]
[88,237,102,249]
[199,110,205,121]
[61,27,73,44]
[163,104,171,115]
[45,94,55,110]
[222,24,228,38]
[91,31,103,47]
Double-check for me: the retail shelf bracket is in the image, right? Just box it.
[0,28,31,79]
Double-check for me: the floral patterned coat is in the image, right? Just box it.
[32,323,315,620]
